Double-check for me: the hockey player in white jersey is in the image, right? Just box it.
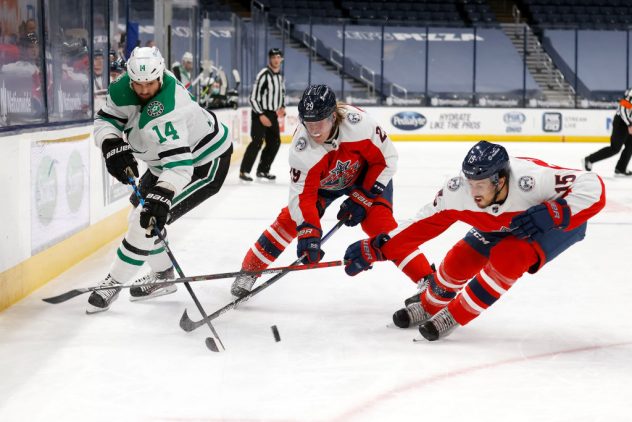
[231,84,434,297]
[90,46,232,313]
[344,141,605,340]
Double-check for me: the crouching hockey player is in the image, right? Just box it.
[90,46,232,313]
[230,84,434,297]
[344,141,605,341]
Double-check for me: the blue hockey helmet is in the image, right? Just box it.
[462,141,510,184]
[298,84,337,122]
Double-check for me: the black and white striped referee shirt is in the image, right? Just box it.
[617,88,632,126]
[250,66,285,114]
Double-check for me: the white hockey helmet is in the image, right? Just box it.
[127,46,165,84]
[182,52,193,63]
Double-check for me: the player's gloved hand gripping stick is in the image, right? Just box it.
[179,219,346,333]
[128,174,225,352]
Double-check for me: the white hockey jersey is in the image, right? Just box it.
[93,71,231,194]
[382,156,605,258]
[287,105,398,229]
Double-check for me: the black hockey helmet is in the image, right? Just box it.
[268,48,283,57]
[298,84,337,122]
[462,141,510,184]
[110,58,125,72]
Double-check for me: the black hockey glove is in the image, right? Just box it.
[140,186,174,236]
[101,137,139,184]
[296,223,324,264]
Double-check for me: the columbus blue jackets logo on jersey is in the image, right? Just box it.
[518,175,535,192]
[347,112,362,124]
[146,101,164,117]
[320,159,361,190]
[295,137,307,151]
[447,177,461,191]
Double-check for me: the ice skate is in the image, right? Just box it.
[614,168,632,177]
[403,270,435,307]
[231,273,257,298]
[583,157,592,171]
[129,267,177,302]
[86,275,122,314]
[239,172,253,182]
[392,302,432,328]
[418,307,459,341]
[256,171,276,181]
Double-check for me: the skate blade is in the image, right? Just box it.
[129,286,177,302]
[86,305,110,314]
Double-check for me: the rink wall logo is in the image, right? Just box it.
[503,112,526,133]
[390,111,426,131]
[542,112,562,132]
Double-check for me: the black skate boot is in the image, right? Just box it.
[256,172,276,181]
[86,275,122,314]
[403,266,436,307]
[418,307,459,341]
[231,273,257,298]
[239,172,253,182]
[392,302,432,328]
[129,267,177,301]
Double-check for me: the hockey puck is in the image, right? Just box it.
[271,325,281,342]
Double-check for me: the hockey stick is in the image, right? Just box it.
[42,259,346,304]
[128,177,224,352]
[179,219,346,333]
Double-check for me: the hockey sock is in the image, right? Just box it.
[109,208,156,282]
[241,215,295,271]
[448,237,538,325]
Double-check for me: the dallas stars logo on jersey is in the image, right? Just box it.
[146,100,164,117]
[320,159,361,190]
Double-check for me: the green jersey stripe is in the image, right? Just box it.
[173,157,220,204]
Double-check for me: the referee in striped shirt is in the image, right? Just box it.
[584,88,632,176]
[239,48,286,181]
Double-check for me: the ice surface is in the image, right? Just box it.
[1,142,631,422]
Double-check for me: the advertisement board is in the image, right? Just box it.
[30,135,90,253]
[279,106,613,142]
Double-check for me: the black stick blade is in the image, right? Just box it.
[180,309,196,332]
[205,337,220,352]
[42,289,88,304]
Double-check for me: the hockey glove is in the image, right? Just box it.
[101,137,139,184]
[140,186,174,236]
[343,233,390,276]
[510,198,571,240]
[296,223,324,264]
[337,183,384,227]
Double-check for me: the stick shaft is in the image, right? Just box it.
[180,219,346,332]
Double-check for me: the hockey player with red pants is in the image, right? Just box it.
[230,84,433,297]
[344,141,606,341]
